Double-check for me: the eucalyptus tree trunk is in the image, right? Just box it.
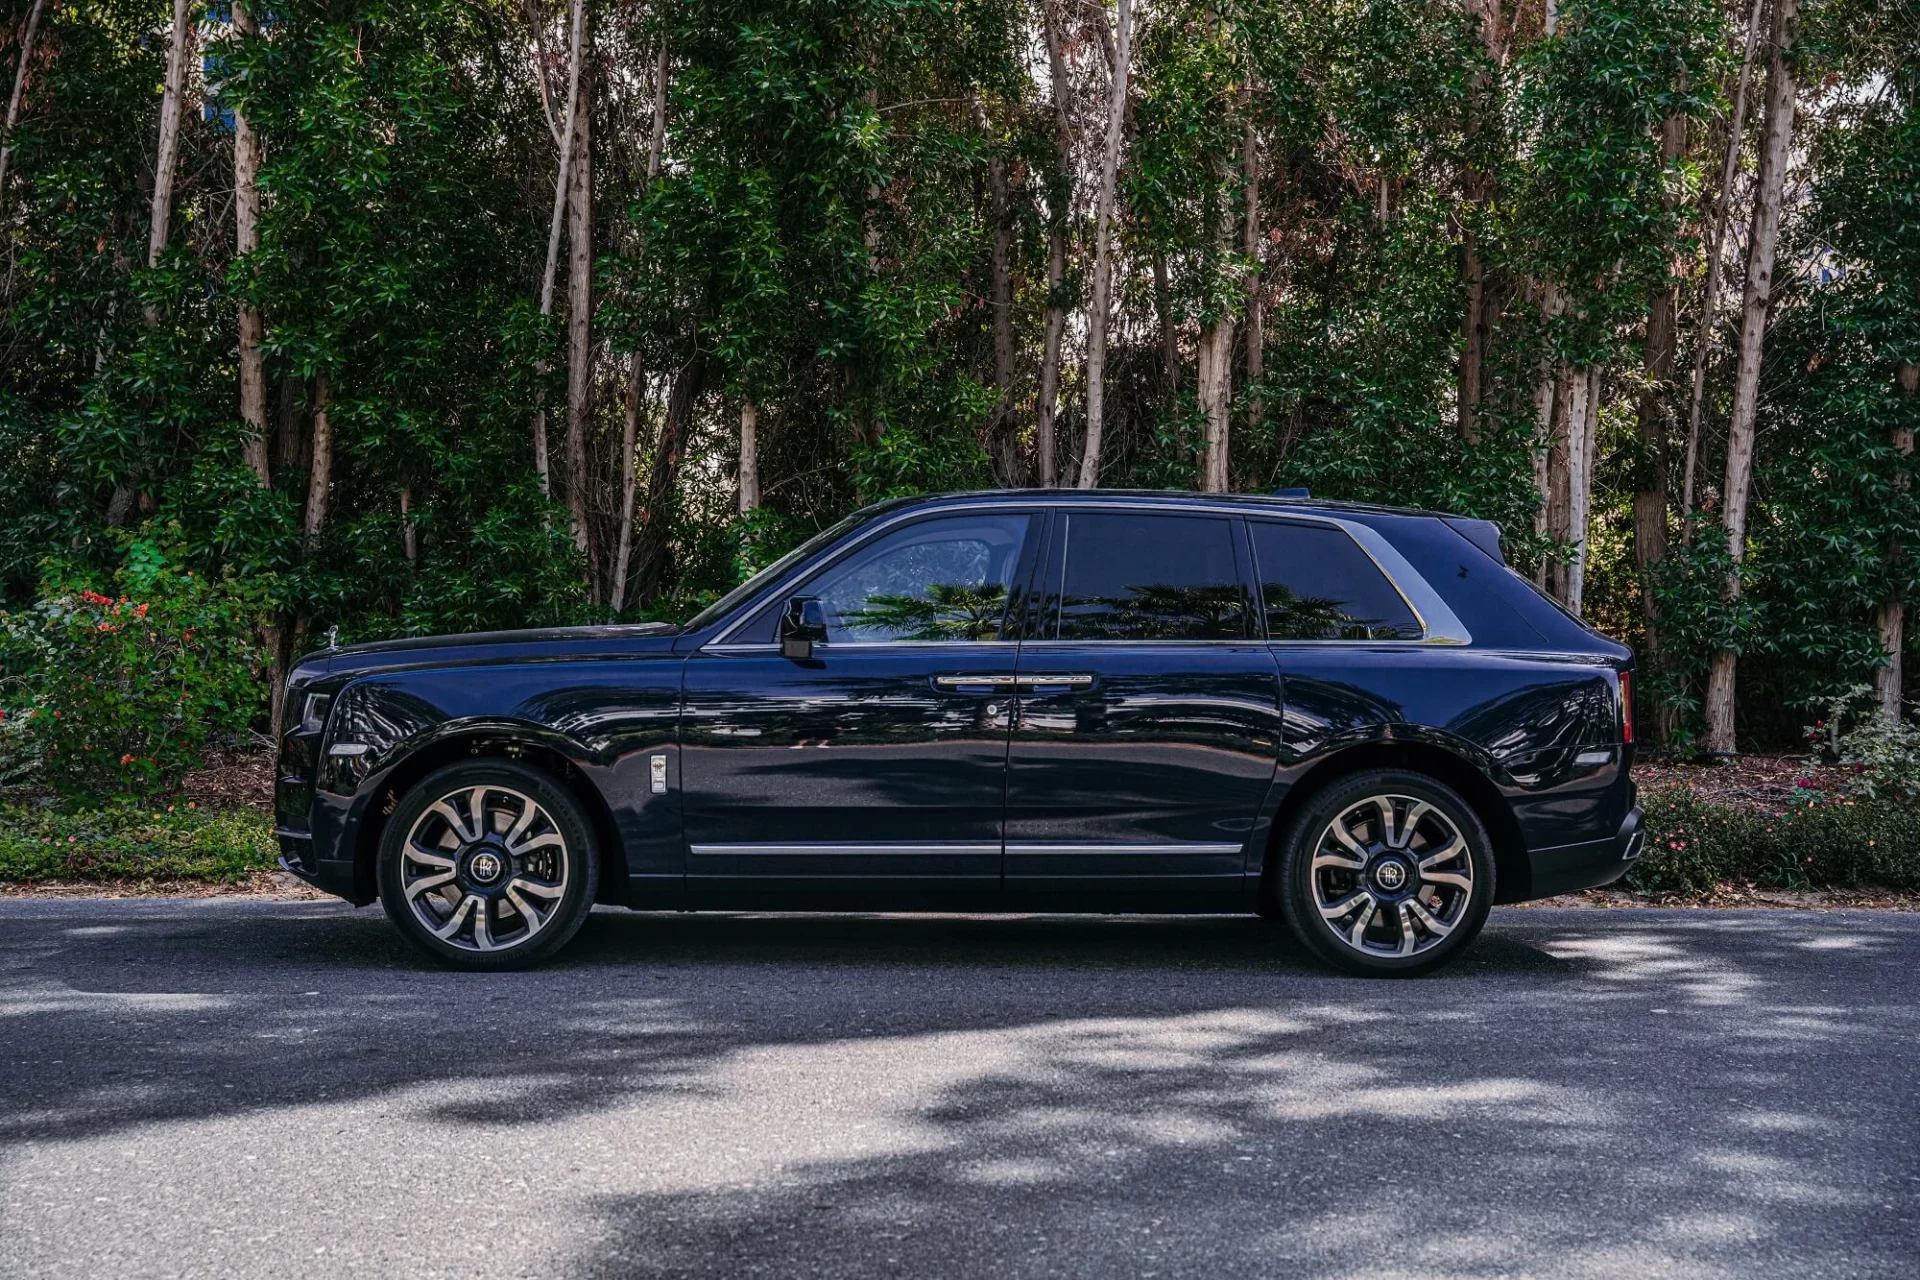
[1633,107,1687,739]
[0,0,49,218]
[1197,318,1233,491]
[1681,0,1767,531]
[1705,0,1798,756]
[738,400,760,513]
[1035,0,1072,488]
[147,0,192,273]
[304,372,333,547]
[563,48,594,575]
[982,98,1020,487]
[1458,0,1506,444]
[611,40,669,614]
[111,0,195,525]
[1563,365,1601,615]
[1530,284,1566,554]
[232,0,270,487]
[1076,0,1131,490]
[1241,111,1264,437]
[1876,363,1918,718]
[532,0,586,498]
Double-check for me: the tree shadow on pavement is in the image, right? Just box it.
[0,902,1914,1277]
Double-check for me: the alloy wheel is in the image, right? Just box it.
[399,784,571,954]
[1308,793,1475,959]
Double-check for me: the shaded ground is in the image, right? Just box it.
[1,901,1914,1278]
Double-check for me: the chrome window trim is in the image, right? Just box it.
[703,497,1472,650]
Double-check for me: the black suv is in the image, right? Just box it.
[277,490,1641,975]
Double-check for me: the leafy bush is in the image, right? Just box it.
[1628,785,1920,898]
[1803,685,1920,805]
[0,532,265,800]
[0,804,276,885]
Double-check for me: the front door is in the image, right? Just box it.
[1002,509,1284,898]
[680,508,1039,903]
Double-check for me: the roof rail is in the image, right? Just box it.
[1269,487,1311,499]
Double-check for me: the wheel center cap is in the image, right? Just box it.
[1373,859,1409,892]
[466,850,505,885]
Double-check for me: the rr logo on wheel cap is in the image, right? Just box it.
[467,851,504,885]
[1374,860,1407,891]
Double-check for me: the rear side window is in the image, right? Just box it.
[1249,521,1423,640]
[1053,513,1247,640]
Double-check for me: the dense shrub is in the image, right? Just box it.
[0,804,276,885]
[1628,785,1920,898]
[0,533,264,800]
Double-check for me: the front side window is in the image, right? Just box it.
[1053,512,1247,641]
[1249,520,1423,640]
[797,512,1034,644]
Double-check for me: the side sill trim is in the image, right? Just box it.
[690,843,1001,857]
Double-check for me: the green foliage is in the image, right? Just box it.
[0,0,1911,761]
[1628,785,1920,897]
[0,531,263,800]
[0,804,277,885]
[1804,685,1920,805]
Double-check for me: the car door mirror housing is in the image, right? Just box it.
[780,597,829,659]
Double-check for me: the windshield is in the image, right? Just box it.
[681,509,874,633]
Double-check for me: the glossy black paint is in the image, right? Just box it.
[274,490,1640,914]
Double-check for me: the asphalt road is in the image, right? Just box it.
[0,899,1915,1279]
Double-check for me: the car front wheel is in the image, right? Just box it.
[378,761,599,970]
[1276,769,1495,977]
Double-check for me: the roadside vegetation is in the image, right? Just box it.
[0,1,1915,897]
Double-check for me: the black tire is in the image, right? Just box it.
[378,760,599,970]
[1274,769,1495,977]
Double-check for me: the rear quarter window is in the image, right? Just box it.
[1248,521,1422,640]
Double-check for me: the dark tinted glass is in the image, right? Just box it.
[799,512,1033,643]
[1249,521,1422,640]
[1055,513,1246,640]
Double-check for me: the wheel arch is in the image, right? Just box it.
[1259,740,1530,907]
[350,731,629,907]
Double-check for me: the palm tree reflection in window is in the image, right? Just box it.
[1262,583,1417,641]
[1060,584,1246,640]
[843,582,1012,642]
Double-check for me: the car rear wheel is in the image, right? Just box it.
[1275,769,1494,977]
[378,761,599,970]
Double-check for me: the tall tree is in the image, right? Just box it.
[232,0,269,487]
[1680,0,1767,524]
[1705,0,1798,755]
[611,38,669,613]
[0,0,49,216]
[1632,103,1688,738]
[1077,0,1132,489]
[563,28,594,569]
[533,0,586,497]
[1035,0,1073,488]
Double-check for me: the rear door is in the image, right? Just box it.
[1001,507,1284,898]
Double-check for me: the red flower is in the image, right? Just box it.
[1795,777,1818,789]
[120,753,134,765]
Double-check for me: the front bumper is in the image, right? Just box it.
[1523,804,1645,899]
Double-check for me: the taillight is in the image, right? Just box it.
[1617,670,1634,744]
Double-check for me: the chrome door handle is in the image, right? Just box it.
[1016,674,1095,687]
[932,674,1018,689]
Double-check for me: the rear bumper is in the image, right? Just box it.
[1522,804,1644,899]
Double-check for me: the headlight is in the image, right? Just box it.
[299,693,333,734]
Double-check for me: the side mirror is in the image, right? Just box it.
[780,596,829,660]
